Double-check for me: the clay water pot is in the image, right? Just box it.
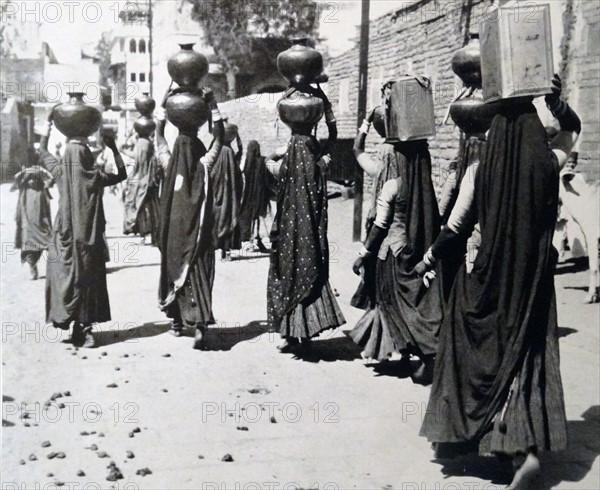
[165,91,210,130]
[134,116,156,138]
[167,43,209,88]
[223,120,239,144]
[52,92,102,138]
[134,93,155,117]
[452,33,482,88]
[449,93,496,134]
[277,38,324,86]
[277,90,324,134]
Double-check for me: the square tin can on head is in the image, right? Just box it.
[383,76,436,143]
[480,3,554,103]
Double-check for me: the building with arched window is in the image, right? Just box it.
[108,5,151,106]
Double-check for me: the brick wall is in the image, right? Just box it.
[216,0,599,190]
[567,0,600,181]
[218,0,484,194]
[217,93,291,158]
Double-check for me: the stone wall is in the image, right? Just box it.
[217,93,291,158]
[214,0,599,189]
[565,0,600,181]
[324,0,488,194]
[218,1,490,195]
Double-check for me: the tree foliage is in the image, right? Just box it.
[95,33,114,106]
[187,0,319,81]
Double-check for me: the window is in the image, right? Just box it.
[139,73,146,82]
[139,39,146,53]
[119,38,125,52]
[130,73,136,82]
[129,39,137,53]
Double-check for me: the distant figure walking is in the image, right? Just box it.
[43,119,127,348]
[122,136,162,245]
[239,140,272,253]
[210,124,243,260]
[12,146,54,280]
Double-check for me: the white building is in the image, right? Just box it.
[108,2,151,108]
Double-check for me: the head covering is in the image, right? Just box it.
[421,102,567,454]
[239,141,270,241]
[123,138,157,235]
[210,144,243,251]
[158,135,209,309]
[45,141,112,325]
[268,135,328,326]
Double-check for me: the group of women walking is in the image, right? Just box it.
[12,64,582,487]
[349,74,581,489]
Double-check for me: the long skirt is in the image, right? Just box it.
[135,188,160,244]
[15,187,52,261]
[351,249,443,360]
[46,240,111,326]
[421,269,567,457]
[164,245,215,328]
[276,282,345,339]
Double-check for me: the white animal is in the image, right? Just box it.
[557,169,600,303]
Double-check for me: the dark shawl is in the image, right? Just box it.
[239,140,270,241]
[351,141,443,358]
[352,142,406,310]
[421,103,567,453]
[267,135,329,328]
[123,138,161,235]
[158,134,208,310]
[45,141,124,325]
[210,144,243,251]
[13,157,53,258]
[440,135,486,303]
[391,141,441,269]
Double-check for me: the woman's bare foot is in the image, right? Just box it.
[255,237,269,254]
[71,323,85,347]
[360,351,372,363]
[411,355,435,386]
[81,326,96,349]
[193,325,207,350]
[507,453,541,489]
[169,322,184,337]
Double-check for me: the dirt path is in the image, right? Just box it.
[1,184,598,489]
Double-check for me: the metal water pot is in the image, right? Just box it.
[52,92,102,138]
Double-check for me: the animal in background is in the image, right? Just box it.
[557,164,600,303]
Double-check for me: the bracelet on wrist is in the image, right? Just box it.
[211,108,222,122]
[358,247,372,258]
[423,249,436,267]
[359,120,371,134]
[547,99,566,117]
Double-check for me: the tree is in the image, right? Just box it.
[187,0,319,99]
[95,33,113,107]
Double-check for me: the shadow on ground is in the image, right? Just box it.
[106,263,160,274]
[558,327,578,338]
[430,406,600,489]
[93,321,171,347]
[291,335,362,363]
[555,257,590,275]
[189,321,273,351]
[540,405,600,489]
